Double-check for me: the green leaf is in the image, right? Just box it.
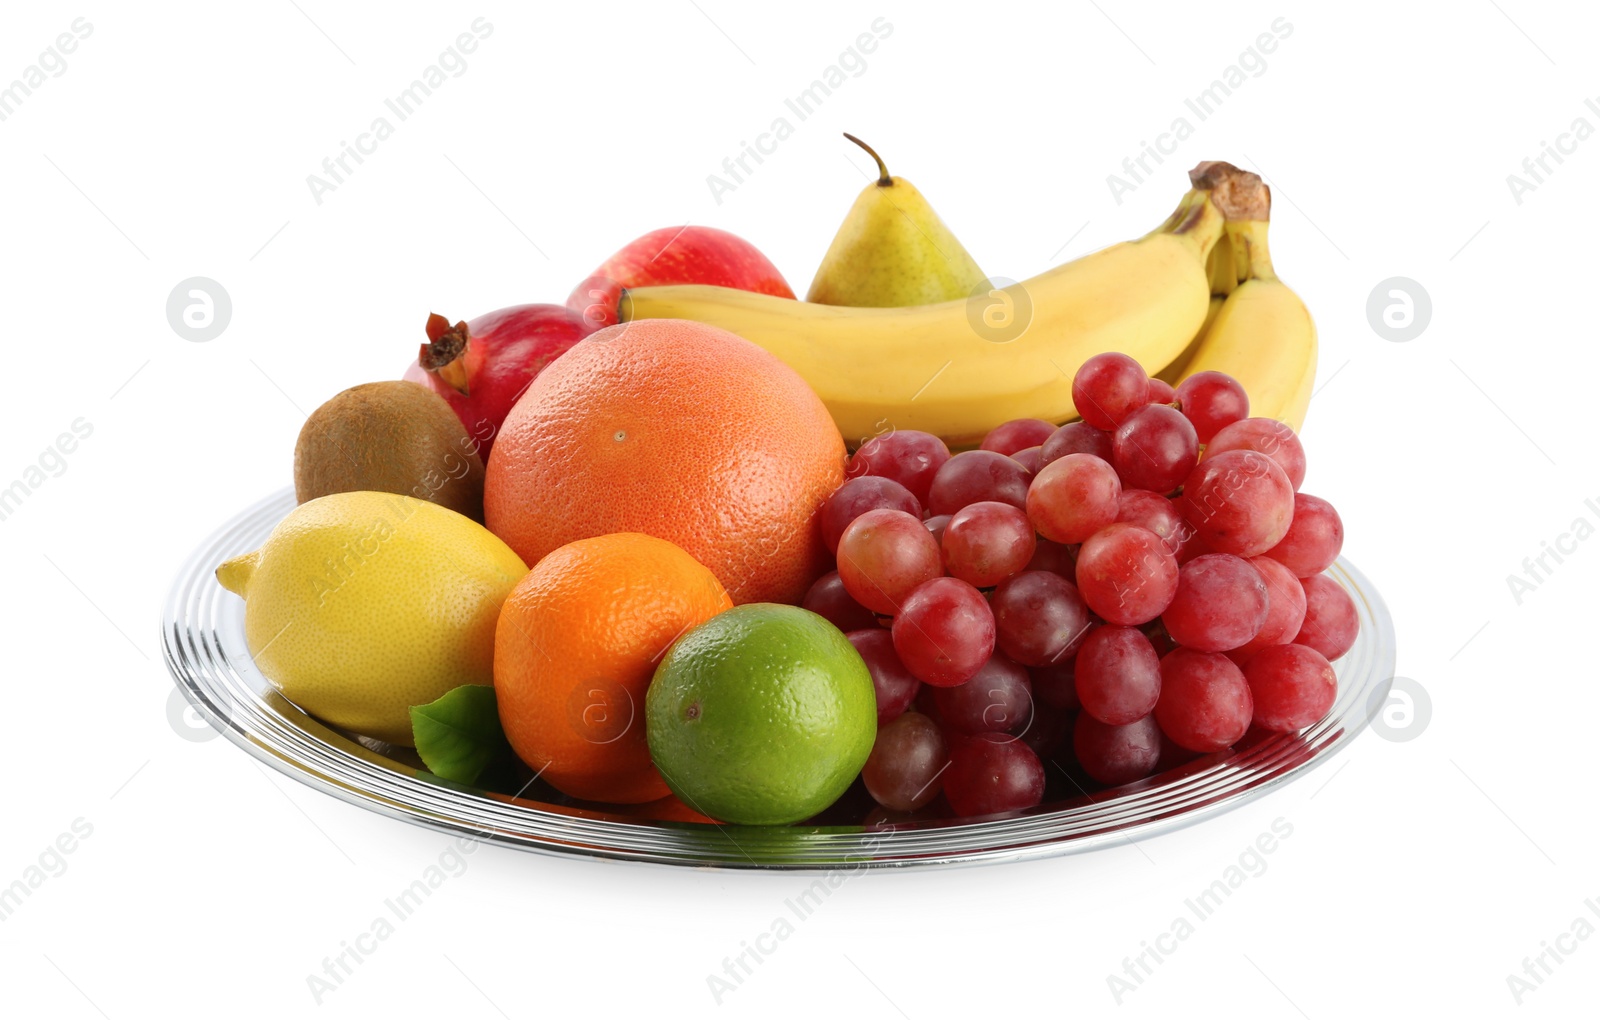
[410,685,513,785]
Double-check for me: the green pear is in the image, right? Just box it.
[806,134,988,308]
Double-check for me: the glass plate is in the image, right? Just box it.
[162,488,1396,870]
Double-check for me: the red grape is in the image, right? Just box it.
[1161,553,1270,652]
[1116,489,1189,556]
[1011,446,1043,474]
[1030,660,1081,711]
[1027,453,1121,543]
[1041,421,1113,465]
[942,501,1037,587]
[924,514,951,545]
[933,654,1033,735]
[1176,370,1249,442]
[1265,493,1344,577]
[1146,377,1177,404]
[836,508,943,615]
[1072,352,1149,430]
[862,712,948,811]
[1179,450,1294,557]
[847,628,922,724]
[1205,417,1307,490]
[1074,523,1180,626]
[847,430,950,506]
[1112,404,1198,495]
[1294,574,1359,661]
[820,475,921,554]
[891,577,996,686]
[1074,712,1161,786]
[802,571,878,633]
[1244,643,1337,732]
[1235,555,1308,658]
[1074,625,1162,725]
[1154,648,1253,752]
[981,418,1057,456]
[928,450,1032,515]
[943,732,1046,816]
[990,571,1092,666]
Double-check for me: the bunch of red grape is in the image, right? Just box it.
[803,354,1359,821]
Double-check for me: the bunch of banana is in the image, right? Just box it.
[1163,161,1318,431]
[620,189,1224,447]
[617,161,1315,445]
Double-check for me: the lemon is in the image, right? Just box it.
[216,491,527,745]
[646,604,876,825]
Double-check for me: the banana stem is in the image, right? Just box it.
[1189,161,1271,221]
[1149,189,1226,264]
[1186,161,1272,292]
[1226,220,1277,283]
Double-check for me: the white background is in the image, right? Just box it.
[2,1,1596,1016]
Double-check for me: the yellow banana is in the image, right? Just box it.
[1156,294,1226,386]
[620,189,1225,447]
[1178,217,1317,431]
[1154,162,1269,385]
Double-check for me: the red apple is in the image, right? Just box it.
[567,225,794,328]
[403,304,594,458]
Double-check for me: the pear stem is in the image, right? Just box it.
[843,133,891,187]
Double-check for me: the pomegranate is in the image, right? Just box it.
[403,303,593,457]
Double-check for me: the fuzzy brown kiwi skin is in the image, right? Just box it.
[293,380,487,521]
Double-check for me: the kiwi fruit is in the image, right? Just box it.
[294,381,486,520]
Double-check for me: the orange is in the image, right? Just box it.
[493,532,732,804]
[484,319,845,604]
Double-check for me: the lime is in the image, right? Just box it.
[646,604,876,825]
